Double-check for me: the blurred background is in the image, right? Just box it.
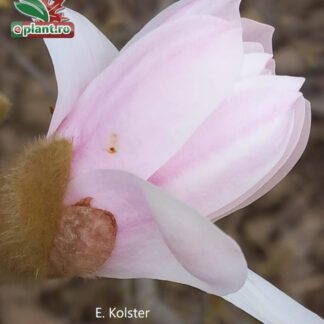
[0,0,323,323]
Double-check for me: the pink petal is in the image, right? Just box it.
[243,41,264,53]
[224,270,323,323]
[240,25,274,79]
[264,59,276,75]
[57,16,243,179]
[46,8,118,135]
[241,18,275,54]
[240,53,273,79]
[150,75,306,217]
[65,170,247,295]
[124,0,241,49]
[217,98,310,220]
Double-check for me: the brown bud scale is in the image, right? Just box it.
[48,198,117,278]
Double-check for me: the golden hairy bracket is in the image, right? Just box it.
[0,138,117,280]
[0,94,11,123]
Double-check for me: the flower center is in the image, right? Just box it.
[0,138,116,281]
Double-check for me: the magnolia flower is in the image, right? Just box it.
[0,0,322,323]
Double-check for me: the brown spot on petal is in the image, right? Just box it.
[106,133,118,154]
[48,199,117,278]
[108,147,117,154]
[49,106,55,115]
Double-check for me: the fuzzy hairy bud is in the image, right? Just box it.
[0,138,72,280]
[0,137,117,281]
[0,94,11,124]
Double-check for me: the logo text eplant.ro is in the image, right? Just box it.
[11,0,74,38]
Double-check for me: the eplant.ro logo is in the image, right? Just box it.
[11,0,74,38]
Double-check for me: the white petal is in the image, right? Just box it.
[124,0,241,49]
[242,18,275,54]
[65,169,247,295]
[243,41,264,53]
[46,8,118,135]
[224,270,323,324]
[240,53,273,79]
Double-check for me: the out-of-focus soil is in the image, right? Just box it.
[0,0,323,323]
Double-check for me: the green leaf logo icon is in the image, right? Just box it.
[14,0,50,22]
